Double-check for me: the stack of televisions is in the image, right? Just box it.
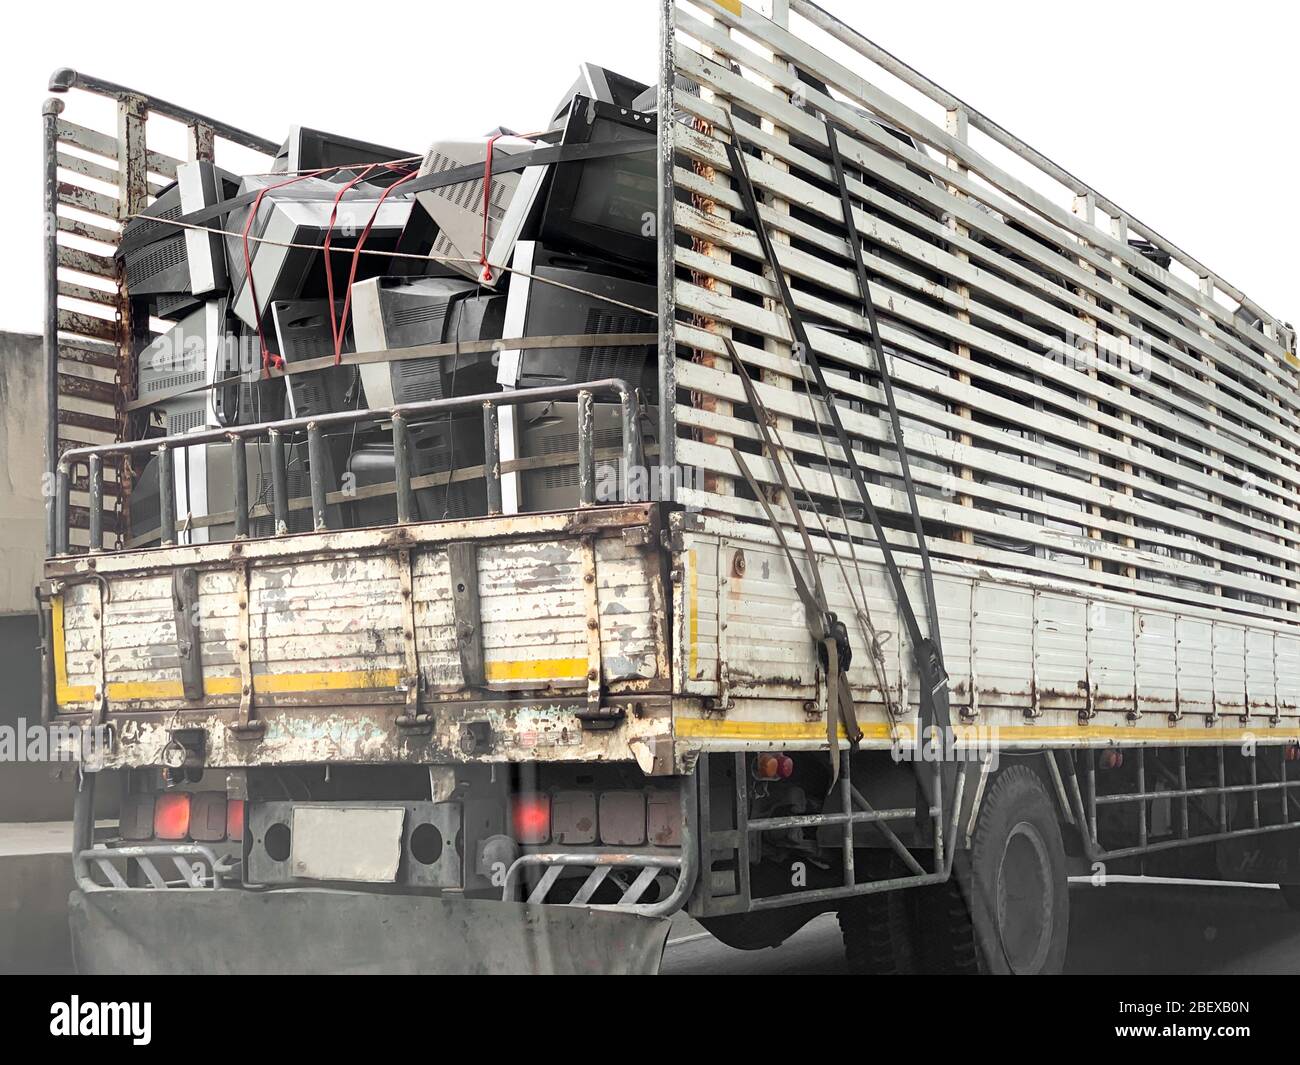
[120,64,659,545]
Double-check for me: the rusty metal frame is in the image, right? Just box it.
[43,70,279,556]
[54,380,642,557]
[691,749,957,917]
[1057,743,1300,862]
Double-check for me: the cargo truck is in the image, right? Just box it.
[38,0,1300,974]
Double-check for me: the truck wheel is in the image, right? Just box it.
[914,766,1069,974]
[838,888,915,974]
[967,764,1070,973]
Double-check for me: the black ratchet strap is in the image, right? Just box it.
[722,121,951,755]
[725,341,862,780]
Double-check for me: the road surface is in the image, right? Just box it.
[661,879,1300,974]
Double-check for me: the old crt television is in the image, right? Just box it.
[135,300,237,435]
[344,412,487,529]
[517,399,658,512]
[538,96,656,270]
[351,276,505,408]
[271,299,364,419]
[224,175,413,329]
[496,242,656,395]
[121,161,241,319]
[414,135,543,286]
[549,63,651,124]
[275,126,414,185]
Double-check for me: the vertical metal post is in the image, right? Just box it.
[577,390,595,507]
[157,445,175,547]
[1250,749,1260,828]
[483,402,502,516]
[268,429,289,535]
[1217,746,1228,832]
[1087,749,1098,845]
[1178,747,1189,839]
[1282,747,1289,826]
[87,453,104,553]
[839,749,855,888]
[230,434,249,539]
[307,423,328,532]
[1136,748,1147,848]
[43,97,65,556]
[655,0,677,504]
[620,388,644,503]
[392,414,415,525]
[54,463,71,556]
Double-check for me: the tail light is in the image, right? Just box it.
[226,798,246,840]
[511,794,551,844]
[154,792,191,840]
[754,753,795,780]
[1100,749,1124,770]
[1286,745,1300,763]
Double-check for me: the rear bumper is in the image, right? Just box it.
[69,887,671,974]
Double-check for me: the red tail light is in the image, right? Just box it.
[1100,749,1124,770]
[1287,745,1300,763]
[154,792,191,840]
[755,753,795,780]
[226,798,246,841]
[511,794,551,844]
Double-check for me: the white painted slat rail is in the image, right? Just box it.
[668,0,1300,625]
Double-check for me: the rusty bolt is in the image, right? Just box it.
[238,600,247,610]
[587,668,599,681]
[92,611,101,621]
[242,685,251,696]
[732,550,746,577]
[238,641,248,651]
[587,618,598,630]
[584,571,595,584]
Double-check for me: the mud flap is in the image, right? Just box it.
[70,888,671,975]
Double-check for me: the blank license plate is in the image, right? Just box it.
[290,805,405,883]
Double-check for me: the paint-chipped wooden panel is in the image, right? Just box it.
[54,528,664,711]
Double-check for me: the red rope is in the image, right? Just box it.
[333,164,420,364]
[479,133,504,283]
[241,171,319,375]
[323,164,379,361]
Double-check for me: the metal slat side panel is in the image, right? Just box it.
[670,515,1300,750]
[667,1,1300,625]
[46,78,276,554]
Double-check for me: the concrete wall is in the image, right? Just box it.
[0,333,71,821]
[0,331,45,617]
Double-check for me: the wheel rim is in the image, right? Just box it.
[995,820,1054,973]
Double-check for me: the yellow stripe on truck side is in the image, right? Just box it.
[484,658,588,683]
[675,717,1300,745]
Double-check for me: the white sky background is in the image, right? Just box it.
[0,0,1295,333]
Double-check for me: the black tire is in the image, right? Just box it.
[914,765,1070,974]
[913,875,981,974]
[839,888,916,974]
